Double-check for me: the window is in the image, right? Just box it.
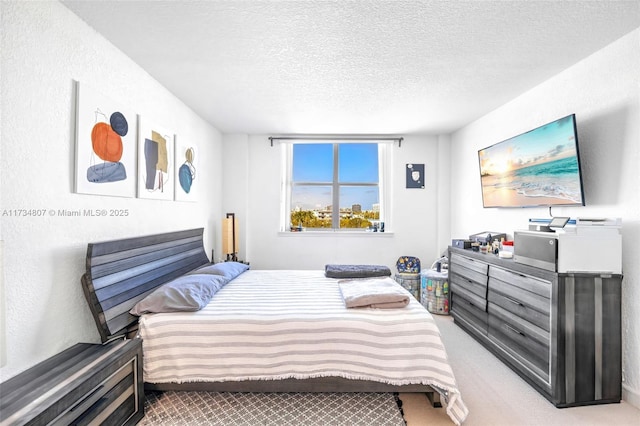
[280,140,392,232]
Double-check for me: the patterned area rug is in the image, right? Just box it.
[139,391,406,426]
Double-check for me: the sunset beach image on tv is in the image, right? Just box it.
[478,114,585,208]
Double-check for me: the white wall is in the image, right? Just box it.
[0,1,223,380]
[220,134,250,263]
[2,0,637,408]
[449,29,640,406]
[222,134,449,272]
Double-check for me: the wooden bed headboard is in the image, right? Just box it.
[81,228,210,342]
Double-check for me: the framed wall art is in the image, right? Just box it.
[74,81,137,197]
[406,163,425,189]
[174,139,198,202]
[137,118,175,200]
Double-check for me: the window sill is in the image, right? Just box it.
[278,231,394,237]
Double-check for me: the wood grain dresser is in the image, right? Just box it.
[0,338,143,425]
[448,246,622,407]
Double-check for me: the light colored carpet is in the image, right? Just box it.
[399,315,640,426]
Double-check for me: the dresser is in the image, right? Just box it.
[448,246,622,407]
[0,338,143,425]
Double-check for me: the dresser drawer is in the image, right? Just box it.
[450,253,489,276]
[452,293,488,335]
[0,339,143,426]
[488,304,550,389]
[450,274,487,310]
[489,315,552,393]
[488,275,549,314]
[489,303,549,350]
[488,290,550,332]
[451,260,486,284]
[55,353,137,425]
[489,266,551,300]
[450,253,489,311]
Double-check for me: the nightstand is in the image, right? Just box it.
[0,338,144,425]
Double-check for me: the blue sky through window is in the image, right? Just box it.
[292,143,379,210]
[339,144,378,183]
[292,144,333,181]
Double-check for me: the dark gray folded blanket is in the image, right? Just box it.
[325,264,391,279]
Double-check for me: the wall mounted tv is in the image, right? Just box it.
[477,114,585,208]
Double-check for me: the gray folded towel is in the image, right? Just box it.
[325,264,391,279]
[338,277,410,309]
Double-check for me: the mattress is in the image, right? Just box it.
[138,269,468,424]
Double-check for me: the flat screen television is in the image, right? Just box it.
[477,114,585,208]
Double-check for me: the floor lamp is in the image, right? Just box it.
[222,213,238,262]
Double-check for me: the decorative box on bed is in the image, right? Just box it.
[81,229,468,426]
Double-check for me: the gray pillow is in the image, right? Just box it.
[130,274,227,315]
[189,261,249,281]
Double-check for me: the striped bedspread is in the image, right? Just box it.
[138,270,468,424]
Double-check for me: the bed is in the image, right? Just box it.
[81,228,468,425]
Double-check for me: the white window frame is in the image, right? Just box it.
[279,139,393,232]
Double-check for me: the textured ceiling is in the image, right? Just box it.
[62,0,640,135]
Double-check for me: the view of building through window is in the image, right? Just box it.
[290,143,381,230]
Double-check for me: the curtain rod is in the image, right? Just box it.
[268,136,403,147]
